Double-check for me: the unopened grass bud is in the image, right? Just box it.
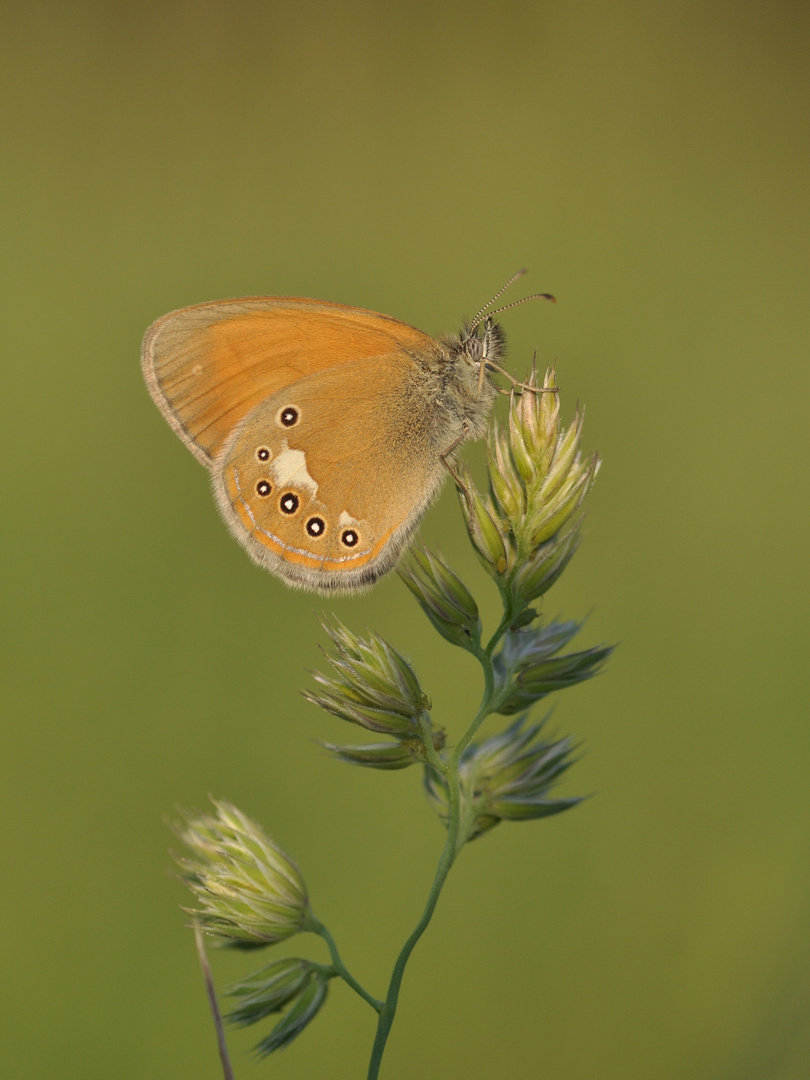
[492,620,613,715]
[514,365,559,481]
[426,717,582,843]
[526,453,598,549]
[305,621,442,769]
[399,544,481,651]
[321,734,445,770]
[488,424,526,520]
[226,958,316,1026]
[458,472,510,574]
[511,529,581,604]
[304,622,428,736]
[539,405,584,500]
[253,974,330,1057]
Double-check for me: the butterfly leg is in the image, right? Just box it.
[476,355,487,394]
[485,360,560,396]
[439,423,470,491]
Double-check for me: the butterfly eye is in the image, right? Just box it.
[256,447,271,462]
[279,407,299,427]
[306,517,326,538]
[467,336,484,362]
[279,492,300,514]
[255,480,272,497]
[340,529,359,548]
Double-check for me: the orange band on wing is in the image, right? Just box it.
[227,469,396,573]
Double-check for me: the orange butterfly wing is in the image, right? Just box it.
[141,297,439,466]
[212,356,449,592]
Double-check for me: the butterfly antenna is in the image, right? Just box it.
[485,293,556,321]
[469,269,528,332]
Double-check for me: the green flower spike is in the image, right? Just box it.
[304,619,445,769]
[424,715,582,844]
[458,363,600,619]
[174,799,313,947]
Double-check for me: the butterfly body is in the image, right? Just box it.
[142,295,506,594]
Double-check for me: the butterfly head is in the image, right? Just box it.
[462,315,507,372]
[435,317,503,440]
[451,273,557,418]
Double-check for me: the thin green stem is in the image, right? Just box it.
[419,711,447,775]
[366,653,499,1079]
[450,644,496,767]
[311,919,382,1013]
[365,793,460,1080]
[485,580,521,655]
[364,573,523,1078]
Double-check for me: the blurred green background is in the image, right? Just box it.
[2,1,809,1077]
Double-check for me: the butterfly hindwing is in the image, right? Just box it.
[213,356,448,592]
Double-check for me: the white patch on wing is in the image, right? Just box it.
[271,444,318,497]
[339,510,359,526]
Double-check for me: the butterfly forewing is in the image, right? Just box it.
[141,297,438,466]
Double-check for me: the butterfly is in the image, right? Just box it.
[141,271,553,594]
